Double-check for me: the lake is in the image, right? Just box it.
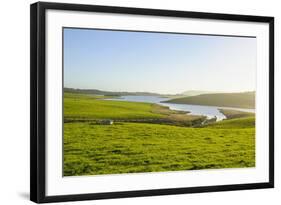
[106,95,255,121]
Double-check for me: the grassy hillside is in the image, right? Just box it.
[163,92,255,109]
[64,92,255,176]
[180,90,215,96]
[64,92,204,125]
[64,92,165,120]
[219,109,255,119]
[206,117,255,129]
[64,122,255,176]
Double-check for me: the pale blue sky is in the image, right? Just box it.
[64,28,256,94]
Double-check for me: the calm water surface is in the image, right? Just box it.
[106,95,255,121]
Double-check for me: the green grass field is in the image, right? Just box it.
[206,117,255,129]
[64,92,165,120]
[64,92,255,176]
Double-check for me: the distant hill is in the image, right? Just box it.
[180,90,216,96]
[163,92,255,109]
[64,88,162,96]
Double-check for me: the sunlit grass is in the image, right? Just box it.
[63,92,255,176]
[64,122,255,176]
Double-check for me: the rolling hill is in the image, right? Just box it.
[163,91,255,109]
[64,87,162,96]
[180,90,216,96]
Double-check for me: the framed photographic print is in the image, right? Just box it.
[30,2,274,203]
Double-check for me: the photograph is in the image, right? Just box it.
[30,2,274,202]
[63,28,256,177]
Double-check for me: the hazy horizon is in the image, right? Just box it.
[64,28,256,94]
[64,87,255,95]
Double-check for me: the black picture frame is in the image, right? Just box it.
[30,1,274,203]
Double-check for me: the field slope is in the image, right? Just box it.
[163,91,255,109]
